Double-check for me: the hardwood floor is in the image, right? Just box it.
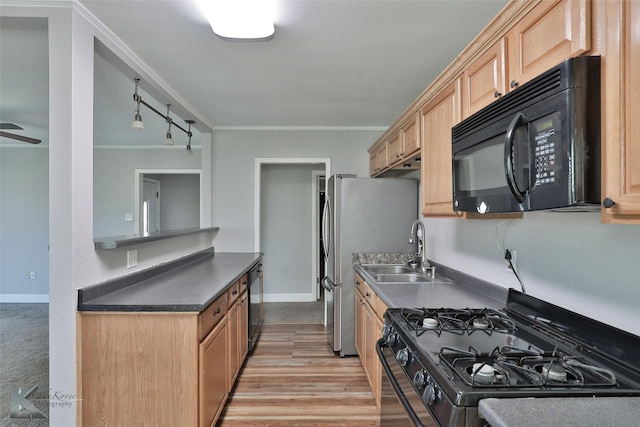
[217,324,380,426]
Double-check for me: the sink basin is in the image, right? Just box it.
[373,273,433,283]
[362,264,415,274]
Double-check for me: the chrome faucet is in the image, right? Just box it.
[409,219,430,273]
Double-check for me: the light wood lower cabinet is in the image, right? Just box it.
[355,273,387,410]
[78,274,250,427]
[200,316,228,427]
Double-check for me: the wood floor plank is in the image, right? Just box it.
[217,324,380,426]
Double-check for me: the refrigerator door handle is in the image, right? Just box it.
[321,276,333,292]
[322,197,332,263]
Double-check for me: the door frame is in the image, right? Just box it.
[254,158,331,304]
[134,168,201,234]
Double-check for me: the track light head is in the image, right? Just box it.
[132,113,144,129]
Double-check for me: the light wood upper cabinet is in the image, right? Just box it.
[421,79,463,217]
[601,0,640,222]
[387,132,403,164]
[401,113,420,157]
[370,142,389,176]
[462,38,507,118]
[506,0,590,91]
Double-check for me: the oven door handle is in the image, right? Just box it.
[376,339,428,427]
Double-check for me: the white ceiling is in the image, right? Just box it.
[0,0,508,146]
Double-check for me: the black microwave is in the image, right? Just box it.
[452,56,601,214]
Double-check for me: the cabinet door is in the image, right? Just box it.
[200,319,228,427]
[239,290,249,362]
[387,132,403,165]
[227,301,240,390]
[372,314,384,409]
[507,0,590,91]
[462,38,507,118]
[355,288,366,361]
[602,0,640,222]
[364,303,377,393]
[401,114,420,157]
[421,79,463,217]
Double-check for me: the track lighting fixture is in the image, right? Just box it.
[164,104,174,145]
[131,78,196,151]
[185,120,195,155]
[132,78,144,129]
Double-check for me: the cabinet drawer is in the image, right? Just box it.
[361,280,377,308]
[199,294,228,341]
[227,280,241,307]
[239,274,248,293]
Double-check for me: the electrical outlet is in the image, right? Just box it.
[29,271,36,279]
[127,250,138,269]
[505,249,517,272]
[124,213,134,222]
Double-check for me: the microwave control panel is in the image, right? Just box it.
[532,112,560,187]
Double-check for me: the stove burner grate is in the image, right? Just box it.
[400,307,517,337]
[439,345,618,389]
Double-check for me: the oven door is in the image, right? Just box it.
[376,339,437,427]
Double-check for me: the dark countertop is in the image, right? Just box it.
[479,397,640,427]
[78,249,262,312]
[93,227,219,249]
[353,262,507,310]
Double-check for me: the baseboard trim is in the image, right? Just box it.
[0,294,49,303]
[263,293,316,303]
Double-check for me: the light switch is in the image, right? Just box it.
[124,213,134,222]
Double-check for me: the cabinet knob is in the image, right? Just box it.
[214,307,221,315]
[510,80,519,89]
[494,91,501,98]
[603,198,616,208]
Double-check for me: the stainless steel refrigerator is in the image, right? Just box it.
[321,174,418,356]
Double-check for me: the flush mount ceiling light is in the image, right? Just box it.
[131,78,196,153]
[195,0,276,40]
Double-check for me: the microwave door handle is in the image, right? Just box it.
[504,112,526,204]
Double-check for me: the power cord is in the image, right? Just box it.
[505,249,526,294]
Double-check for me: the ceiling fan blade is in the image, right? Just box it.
[0,123,24,130]
[0,131,41,144]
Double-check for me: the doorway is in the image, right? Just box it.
[255,158,331,324]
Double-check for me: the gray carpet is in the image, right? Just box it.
[0,304,49,427]
[263,300,324,324]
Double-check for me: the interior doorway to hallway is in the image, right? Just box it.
[254,158,331,325]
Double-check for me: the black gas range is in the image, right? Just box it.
[376,289,640,427]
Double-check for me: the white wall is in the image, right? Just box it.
[422,206,640,337]
[260,163,323,301]
[0,147,49,300]
[212,128,381,252]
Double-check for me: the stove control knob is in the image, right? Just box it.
[396,348,411,367]
[386,331,398,347]
[413,370,427,391]
[424,383,439,405]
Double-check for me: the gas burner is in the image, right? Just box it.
[422,317,439,329]
[472,317,490,329]
[471,363,499,384]
[401,307,517,336]
[541,362,568,382]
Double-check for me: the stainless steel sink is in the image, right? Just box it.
[373,273,433,282]
[361,264,415,274]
